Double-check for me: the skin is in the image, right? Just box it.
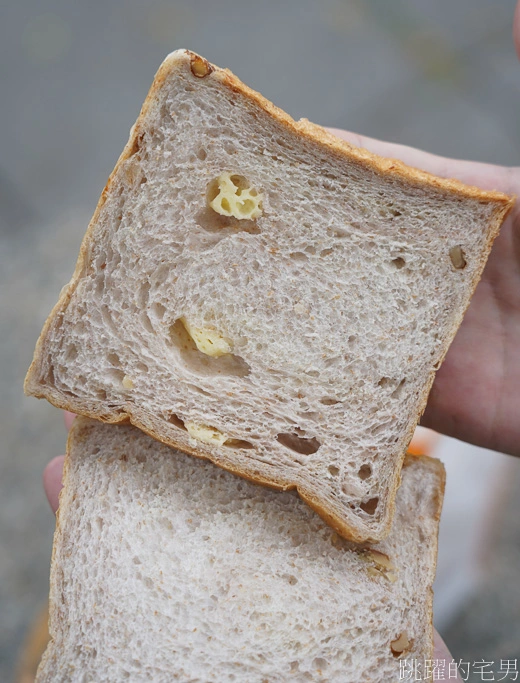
[325,0,520,463]
[41,4,520,676]
[327,130,520,458]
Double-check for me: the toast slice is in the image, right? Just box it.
[25,49,512,542]
[36,418,445,683]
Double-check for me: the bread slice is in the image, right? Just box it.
[25,49,512,542]
[36,418,445,683]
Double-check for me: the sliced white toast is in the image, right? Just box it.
[36,418,445,683]
[25,49,512,542]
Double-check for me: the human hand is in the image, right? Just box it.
[330,6,520,459]
[328,125,520,457]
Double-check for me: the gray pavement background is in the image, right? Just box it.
[1,0,520,680]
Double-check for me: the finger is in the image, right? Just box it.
[43,455,65,514]
[514,0,520,60]
[434,630,462,681]
[64,411,76,431]
[326,127,517,195]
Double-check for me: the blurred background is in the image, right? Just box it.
[1,0,519,680]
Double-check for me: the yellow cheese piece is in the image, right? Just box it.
[122,375,134,390]
[185,422,228,446]
[181,318,232,358]
[209,172,263,220]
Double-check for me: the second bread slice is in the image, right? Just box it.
[37,418,445,683]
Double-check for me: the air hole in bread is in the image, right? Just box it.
[320,396,340,405]
[223,438,255,449]
[196,147,207,161]
[107,368,125,385]
[449,245,467,269]
[276,136,293,151]
[290,251,308,261]
[168,319,250,378]
[391,257,406,269]
[152,302,167,320]
[329,227,349,239]
[323,356,342,369]
[328,464,340,477]
[222,140,237,155]
[320,248,334,257]
[358,464,372,480]
[391,378,406,398]
[137,281,151,308]
[152,265,171,286]
[276,433,321,455]
[107,352,121,367]
[141,312,154,335]
[185,383,211,397]
[390,632,412,657]
[168,413,187,431]
[305,370,320,378]
[360,497,379,515]
[378,377,406,398]
[122,156,147,186]
[300,410,319,421]
[195,207,260,236]
[313,657,329,671]
[65,344,78,362]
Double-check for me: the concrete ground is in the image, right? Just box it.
[1,0,519,680]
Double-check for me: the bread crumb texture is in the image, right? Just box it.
[25,49,512,544]
[35,419,444,683]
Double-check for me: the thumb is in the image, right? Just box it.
[43,455,65,514]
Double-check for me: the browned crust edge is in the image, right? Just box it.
[34,424,79,682]
[24,49,512,545]
[404,454,446,665]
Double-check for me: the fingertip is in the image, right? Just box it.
[433,630,461,681]
[43,455,65,514]
[326,127,364,148]
[64,411,76,430]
